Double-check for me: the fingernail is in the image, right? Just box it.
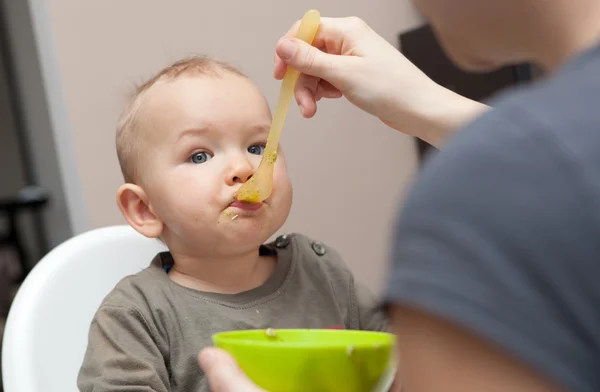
[299,103,305,116]
[278,39,297,60]
[199,349,215,368]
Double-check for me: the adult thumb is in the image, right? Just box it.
[276,38,340,83]
[199,348,265,392]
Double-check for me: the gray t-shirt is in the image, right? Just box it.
[386,43,600,392]
[78,233,386,392]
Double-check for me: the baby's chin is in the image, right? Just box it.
[219,214,283,246]
[168,230,274,259]
[172,213,281,255]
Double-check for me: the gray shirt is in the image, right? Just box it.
[78,233,387,392]
[386,43,600,392]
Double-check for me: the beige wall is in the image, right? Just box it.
[44,0,423,292]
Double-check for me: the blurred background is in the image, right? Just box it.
[0,1,536,388]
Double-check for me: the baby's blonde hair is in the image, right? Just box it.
[116,55,246,183]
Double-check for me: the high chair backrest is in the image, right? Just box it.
[2,225,166,392]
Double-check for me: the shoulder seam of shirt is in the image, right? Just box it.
[288,233,358,328]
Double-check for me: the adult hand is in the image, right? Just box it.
[199,348,266,392]
[274,16,488,147]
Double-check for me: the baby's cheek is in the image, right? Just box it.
[273,161,291,189]
[278,180,293,215]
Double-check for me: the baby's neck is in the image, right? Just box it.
[167,249,276,294]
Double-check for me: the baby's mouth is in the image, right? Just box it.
[228,199,263,212]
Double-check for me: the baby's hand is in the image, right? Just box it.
[199,348,266,392]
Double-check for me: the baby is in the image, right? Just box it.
[77,56,387,392]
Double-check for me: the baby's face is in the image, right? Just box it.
[136,74,292,255]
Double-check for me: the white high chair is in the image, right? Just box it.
[2,225,166,392]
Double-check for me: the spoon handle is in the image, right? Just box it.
[264,9,321,155]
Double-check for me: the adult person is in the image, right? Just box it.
[200,1,600,390]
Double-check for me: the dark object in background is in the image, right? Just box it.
[0,186,49,282]
[0,5,51,282]
[398,24,536,163]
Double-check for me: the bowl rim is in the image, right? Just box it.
[212,328,396,349]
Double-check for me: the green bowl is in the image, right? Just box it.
[212,329,396,392]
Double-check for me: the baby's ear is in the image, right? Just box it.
[116,184,163,238]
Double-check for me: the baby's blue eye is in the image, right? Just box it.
[248,144,265,155]
[191,151,212,164]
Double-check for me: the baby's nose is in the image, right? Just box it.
[228,158,254,184]
[232,172,252,183]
